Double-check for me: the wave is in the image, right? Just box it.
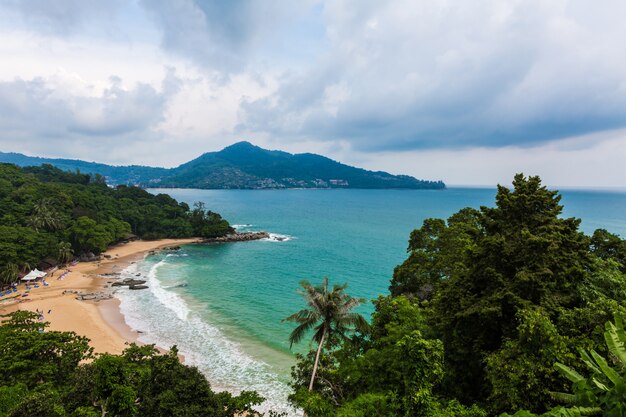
[146,259,190,321]
[232,224,254,230]
[262,233,294,242]
[116,257,296,416]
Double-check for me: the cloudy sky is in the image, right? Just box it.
[1,0,626,186]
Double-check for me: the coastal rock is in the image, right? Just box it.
[163,245,181,251]
[76,292,112,301]
[111,279,146,287]
[129,284,149,290]
[79,252,101,262]
[98,272,121,278]
[200,231,270,244]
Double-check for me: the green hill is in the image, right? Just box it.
[0,141,445,190]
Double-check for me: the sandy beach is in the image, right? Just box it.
[0,238,199,355]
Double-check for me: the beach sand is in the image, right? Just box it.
[0,238,199,355]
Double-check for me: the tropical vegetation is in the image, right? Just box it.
[0,311,271,417]
[287,174,626,416]
[3,166,626,416]
[0,163,233,289]
[284,277,368,415]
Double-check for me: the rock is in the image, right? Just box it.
[201,231,270,244]
[76,292,113,301]
[112,279,146,287]
[129,285,149,290]
[103,254,112,259]
[79,252,101,262]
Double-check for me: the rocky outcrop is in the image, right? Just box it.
[200,231,270,244]
[129,284,149,290]
[111,279,146,287]
[76,292,112,301]
[79,252,101,262]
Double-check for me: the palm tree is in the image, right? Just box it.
[58,242,74,265]
[0,263,19,289]
[28,198,62,232]
[284,277,368,398]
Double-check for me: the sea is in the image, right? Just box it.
[115,187,626,415]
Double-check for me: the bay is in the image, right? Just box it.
[116,187,626,415]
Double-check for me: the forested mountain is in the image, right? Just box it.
[0,142,445,190]
[0,151,167,185]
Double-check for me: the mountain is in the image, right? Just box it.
[0,141,445,190]
[0,152,167,185]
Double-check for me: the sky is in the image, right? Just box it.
[1,0,626,187]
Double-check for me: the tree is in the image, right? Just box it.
[288,296,487,417]
[69,216,113,254]
[502,315,626,416]
[0,262,18,288]
[390,208,482,299]
[285,278,368,415]
[590,228,626,272]
[432,174,591,409]
[57,241,73,264]
[0,311,93,388]
[28,198,63,232]
[0,313,272,417]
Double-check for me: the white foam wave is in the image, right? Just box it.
[147,259,190,321]
[232,224,254,229]
[116,258,296,416]
[262,233,293,242]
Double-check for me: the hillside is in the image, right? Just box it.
[0,152,167,185]
[0,142,445,190]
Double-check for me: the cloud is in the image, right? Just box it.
[0,0,126,35]
[139,0,320,74]
[239,0,626,151]
[0,70,180,155]
[350,128,626,188]
[1,0,626,186]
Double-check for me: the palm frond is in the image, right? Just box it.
[288,321,316,348]
[614,313,625,342]
[283,308,319,324]
[589,350,620,386]
[549,391,577,404]
[578,349,602,375]
[604,321,626,367]
[555,362,585,384]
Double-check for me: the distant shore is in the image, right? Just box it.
[0,238,199,355]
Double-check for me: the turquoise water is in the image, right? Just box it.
[116,188,626,415]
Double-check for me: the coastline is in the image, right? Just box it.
[0,238,200,355]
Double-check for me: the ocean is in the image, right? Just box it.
[115,187,626,415]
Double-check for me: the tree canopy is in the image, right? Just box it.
[289,174,626,416]
[0,311,271,417]
[0,163,234,288]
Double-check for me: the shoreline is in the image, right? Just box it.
[0,238,200,355]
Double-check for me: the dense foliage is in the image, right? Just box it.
[0,163,233,287]
[288,174,626,416]
[502,315,626,416]
[0,311,270,417]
